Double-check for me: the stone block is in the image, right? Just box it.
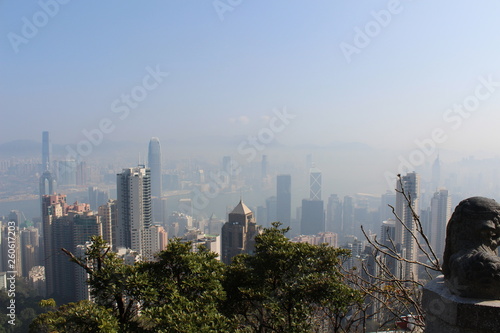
[423,276,500,333]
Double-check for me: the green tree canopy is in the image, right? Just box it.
[223,222,362,332]
[30,300,119,333]
[133,241,235,332]
[30,225,362,332]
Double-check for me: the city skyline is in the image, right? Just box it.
[3,1,500,324]
[3,131,500,225]
[3,2,500,241]
[2,2,500,180]
[0,126,491,329]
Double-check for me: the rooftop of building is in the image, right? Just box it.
[230,200,252,215]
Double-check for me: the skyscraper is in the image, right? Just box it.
[40,131,56,197]
[116,166,154,259]
[395,172,420,279]
[20,227,39,277]
[430,189,451,261]
[309,165,321,200]
[41,194,67,297]
[73,213,102,252]
[380,219,400,277]
[42,131,51,172]
[276,175,291,229]
[148,137,162,198]
[98,199,117,250]
[74,243,92,301]
[326,194,343,234]
[380,219,396,248]
[300,199,325,235]
[55,209,98,302]
[41,196,98,302]
[1,224,22,276]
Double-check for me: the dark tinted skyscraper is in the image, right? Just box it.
[301,199,324,235]
[148,137,162,198]
[276,175,291,229]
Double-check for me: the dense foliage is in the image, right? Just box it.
[0,277,45,333]
[223,223,362,332]
[29,224,361,332]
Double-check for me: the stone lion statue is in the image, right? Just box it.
[442,196,500,299]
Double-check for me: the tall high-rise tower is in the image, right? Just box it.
[395,172,420,279]
[116,166,152,258]
[40,131,56,196]
[430,188,451,261]
[55,207,98,302]
[42,131,51,172]
[148,138,162,199]
[98,199,117,250]
[309,165,322,200]
[276,175,291,229]
[41,194,67,297]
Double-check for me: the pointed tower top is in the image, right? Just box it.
[230,200,252,215]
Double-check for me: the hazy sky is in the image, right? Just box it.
[2,1,500,164]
